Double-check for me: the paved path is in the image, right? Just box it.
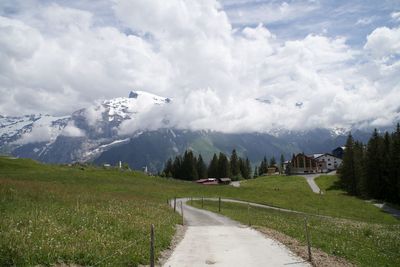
[296,174,322,194]
[163,198,310,267]
[373,203,400,219]
[296,171,337,194]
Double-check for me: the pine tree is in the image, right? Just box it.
[208,153,219,178]
[259,156,268,176]
[244,158,252,179]
[197,154,208,179]
[353,141,365,196]
[340,133,356,194]
[181,150,198,181]
[269,156,276,166]
[172,156,182,179]
[236,158,244,181]
[365,129,384,198]
[163,158,173,177]
[389,123,400,203]
[382,132,392,201]
[217,152,231,178]
[230,149,241,179]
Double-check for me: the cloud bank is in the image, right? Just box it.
[0,0,399,133]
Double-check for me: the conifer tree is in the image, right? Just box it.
[259,156,268,176]
[365,129,384,198]
[236,157,244,181]
[353,141,365,196]
[208,153,219,178]
[197,154,208,179]
[389,123,400,202]
[217,152,231,178]
[230,149,241,179]
[382,132,392,200]
[340,133,356,194]
[244,157,252,179]
[163,158,173,177]
[269,156,276,166]
[172,156,182,179]
[181,150,198,180]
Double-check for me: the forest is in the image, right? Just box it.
[339,123,400,204]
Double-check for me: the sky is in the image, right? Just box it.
[0,0,399,133]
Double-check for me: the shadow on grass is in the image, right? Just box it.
[325,180,343,191]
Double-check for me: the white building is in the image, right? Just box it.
[314,153,342,172]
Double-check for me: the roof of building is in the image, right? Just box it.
[315,153,341,160]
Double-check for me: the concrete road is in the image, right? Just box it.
[163,199,310,267]
[298,171,336,194]
[300,174,322,194]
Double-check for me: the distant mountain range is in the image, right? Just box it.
[0,91,372,172]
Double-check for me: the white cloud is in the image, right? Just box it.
[391,11,400,21]
[1,0,399,134]
[364,26,400,59]
[356,17,374,25]
[223,1,319,25]
[61,121,85,137]
[16,126,52,144]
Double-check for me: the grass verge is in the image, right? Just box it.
[190,200,400,267]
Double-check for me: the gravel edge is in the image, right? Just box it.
[255,226,355,267]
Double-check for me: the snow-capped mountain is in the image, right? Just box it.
[0,114,70,148]
[0,90,171,160]
[0,90,372,172]
[105,90,171,122]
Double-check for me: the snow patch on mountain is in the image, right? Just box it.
[16,115,70,145]
[102,90,172,122]
[0,114,70,146]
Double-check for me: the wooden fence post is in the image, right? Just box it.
[150,224,155,267]
[174,197,176,212]
[304,217,312,262]
[218,197,221,212]
[202,197,204,208]
[247,202,251,226]
[180,202,184,225]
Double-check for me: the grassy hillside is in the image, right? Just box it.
[1,157,398,266]
[0,157,199,266]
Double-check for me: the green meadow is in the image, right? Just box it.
[1,157,399,266]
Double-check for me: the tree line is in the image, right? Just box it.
[162,149,252,181]
[339,124,400,204]
[254,155,285,177]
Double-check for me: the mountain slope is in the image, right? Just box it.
[1,91,372,172]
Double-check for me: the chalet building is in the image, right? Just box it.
[314,153,342,173]
[267,165,280,175]
[290,153,318,174]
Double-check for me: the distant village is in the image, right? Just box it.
[194,147,345,186]
[284,146,344,175]
[100,147,345,186]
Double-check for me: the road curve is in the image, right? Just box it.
[296,174,322,194]
[163,198,310,267]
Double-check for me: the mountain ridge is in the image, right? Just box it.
[0,91,373,172]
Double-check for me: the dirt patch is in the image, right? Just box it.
[255,226,355,267]
[155,224,187,267]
